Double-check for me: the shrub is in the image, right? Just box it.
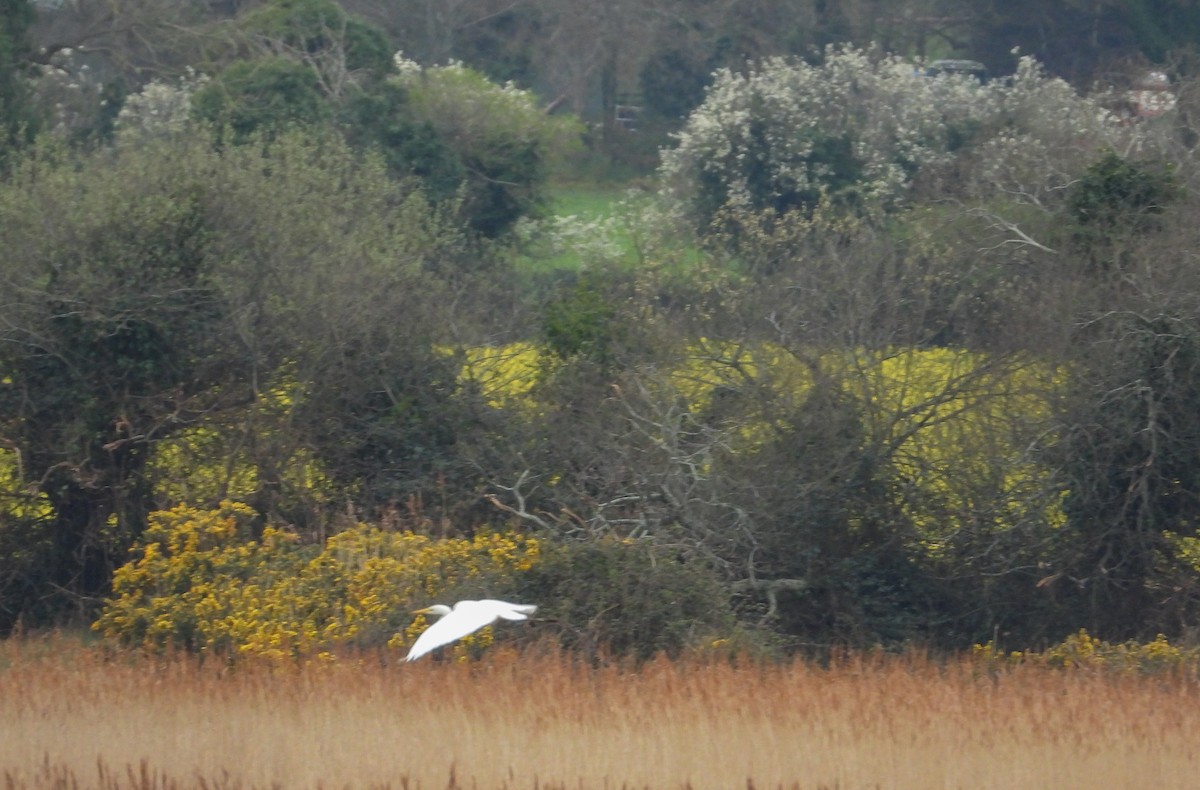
[0,128,463,627]
[659,46,990,231]
[94,504,749,663]
[659,49,1149,237]
[240,0,394,76]
[389,54,582,236]
[191,57,332,139]
[541,271,625,369]
[94,502,541,661]
[1066,149,1181,259]
[517,537,739,660]
[974,629,1200,675]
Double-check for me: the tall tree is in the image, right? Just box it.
[0,0,36,158]
[1122,0,1200,64]
[0,130,470,628]
[966,0,1133,83]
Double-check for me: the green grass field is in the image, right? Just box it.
[548,184,628,218]
[514,184,637,275]
[518,182,707,284]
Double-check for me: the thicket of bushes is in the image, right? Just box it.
[93,501,542,659]
[6,19,1200,660]
[92,501,738,662]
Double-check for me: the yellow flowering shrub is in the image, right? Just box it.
[321,526,540,652]
[0,445,53,523]
[0,445,56,616]
[454,342,546,410]
[94,502,540,661]
[457,341,1063,547]
[852,347,1064,547]
[145,375,338,508]
[665,339,808,417]
[1163,531,1200,574]
[972,629,1200,674]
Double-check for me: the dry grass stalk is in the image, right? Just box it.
[2,635,1198,789]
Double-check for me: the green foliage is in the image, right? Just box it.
[390,55,582,237]
[176,33,575,242]
[541,272,624,368]
[241,0,394,75]
[518,537,738,660]
[1123,0,1200,62]
[339,81,464,198]
[1066,149,1180,257]
[639,45,713,122]
[0,128,473,628]
[0,137,245,619]
[311,346,477,508]
[0,0,36,160]
[8,0,1200,659]
[94,502,542,660]
[512,187,640,275]
[192,57,332,139]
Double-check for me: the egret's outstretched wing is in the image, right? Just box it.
[405,602,497,662]
[485,600,537,620]
[404,600,536,662]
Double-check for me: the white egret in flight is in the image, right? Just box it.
[404,599,537,662]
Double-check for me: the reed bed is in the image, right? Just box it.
[2,635,1198,789]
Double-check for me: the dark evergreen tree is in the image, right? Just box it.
[0,0,36,161]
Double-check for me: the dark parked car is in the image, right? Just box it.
[924,59,989,83]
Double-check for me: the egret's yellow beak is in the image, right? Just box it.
[412,606,435,615]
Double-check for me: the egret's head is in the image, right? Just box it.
[413,604,453,617]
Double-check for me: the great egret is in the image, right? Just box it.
[404,599,537,662]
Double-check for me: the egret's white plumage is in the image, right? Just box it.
[404,599,537,662]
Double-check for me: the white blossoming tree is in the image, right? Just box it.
[658,47,1159,234]
[114,70,209,145]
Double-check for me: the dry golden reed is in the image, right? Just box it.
[2,634,1198,789]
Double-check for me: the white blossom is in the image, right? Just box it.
[659,47,1160,227]
[517,212,626,265]
[115,69,209,144]
[391,51,423,80]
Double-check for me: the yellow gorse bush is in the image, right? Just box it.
[0,445,53,523]
[853,347,1065,547]
[973,629,1200,674]
[454,342,545,410]
[457,341,1064,546]
[94,502,540,662]
[145,374,338,508]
